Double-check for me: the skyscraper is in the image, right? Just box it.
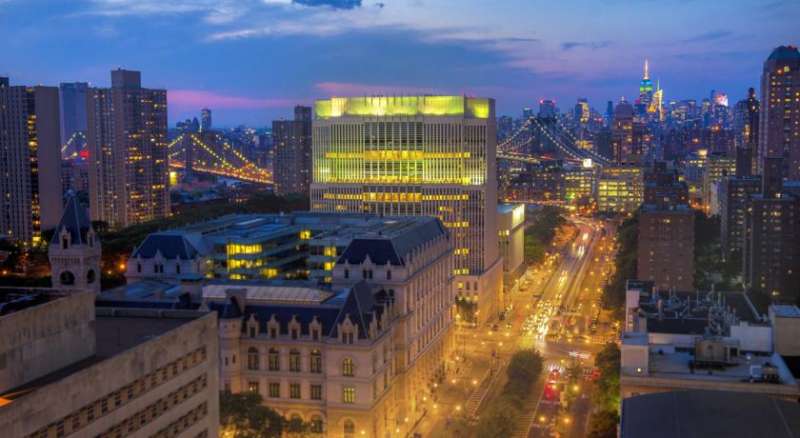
[0,79,63,244]
[612,99,635,163]
[758,45,800,178]
[637,59,654,114]
[310,96,501,323]
[538,99,557,118]
[86,69,169,229]
[200,107,212,131]
[272,105,312,196]
[59,82,88,158]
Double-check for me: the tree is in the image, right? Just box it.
[593,343,620,412]
[587,409,619,438]
[474,398,517,438]
[219,391,284,438]
[504,349,544,405]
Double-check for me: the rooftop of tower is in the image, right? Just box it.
[314,95,492,119]
[767,45,800,61]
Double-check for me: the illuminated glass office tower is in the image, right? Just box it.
[310,96,502,323]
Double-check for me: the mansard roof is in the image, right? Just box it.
[51,194,93,246]
[131,233,200,260]
[337,217,447,266]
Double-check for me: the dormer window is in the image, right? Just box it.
[270,327,277,339]
[386,270,392,280]
[62,235,69,250]
[176,264,181,274]
[312,327,320,341]
[344,269,349,279]
[291,328,298,340]
[343,330,354,345]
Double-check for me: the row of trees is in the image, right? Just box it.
[601,214,638,321]
[473,349,544,437]
[587,343,620,438]
[524,206,566,266]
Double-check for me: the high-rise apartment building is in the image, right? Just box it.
[59,82,88,157]
[0,79,63,244]
[272,105,312,196]
[637,204,695,291]
[719,148,761,258]
[758,46,800,178]
[310,96,502,323]
[86,69,169,229]
[200,107,212,132]
[743,157,800,300]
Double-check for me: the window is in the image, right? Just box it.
[248,381,259,393]
[342,386,356,404]
[137,263,142,273]
[342,358,355,377]
[310,415,323,433]
[312,327,320,341]
[310,384,323,400]
[386,270,392,280]
[247,347,259,370]
[176,264,181,274]
[289,383,301,399]
[268,348,280,371]
[289,349,301,372]
[268,382,280,398]
[344,269,349,279]
[249,326,257,338]
[291,328,298,340]
[343,419,355,435]
[343,331,354,344]
[270,327,277,339]
[310,350,322,373]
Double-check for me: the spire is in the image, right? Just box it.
[643,58,650,80]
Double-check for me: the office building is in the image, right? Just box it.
[200,108,212,132]
[497,204,525,294]
[0,290,220,437]
[86,69,169,229]
[203,215,453,437]
[637,205,695,291]
[538,99,557,118]
[597,166,643,214]
[732,87,759,155]
[59,82,88,158]
[310,96,502,324]
[0,79,63,244]
[758,46,800,178]
[273,105,312,196]
[702,152,736,214]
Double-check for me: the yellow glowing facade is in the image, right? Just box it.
[311,96,497,277]
[597,166,643,213]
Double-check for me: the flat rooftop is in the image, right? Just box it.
[638,350,797,387]
[0,310,201,405]
[203,282,334,305]
[772,305,800,318]
[0,290,60,317]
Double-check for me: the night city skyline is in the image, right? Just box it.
[2,0,798,125]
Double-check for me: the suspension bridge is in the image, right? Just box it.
[162,115,610,185]
[496,116,612,167]
[167,132,273,184]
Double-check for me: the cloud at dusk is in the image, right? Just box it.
[1,0,798,125]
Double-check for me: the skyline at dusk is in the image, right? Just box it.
[2,0,798,125]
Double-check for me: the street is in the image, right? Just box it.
[414,216,617,438]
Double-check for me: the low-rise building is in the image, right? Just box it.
[620,282,799,401]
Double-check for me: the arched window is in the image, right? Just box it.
[247,347,259,370]
[343,419,355,437]
[310,415,323,433]
[137,263,142,273]
[310,350,322,373]
[176,264,181,274]
[268,348,280,371]
[60,271,75,286]
[342,357,354,377]
[61,236,69,250]
[289,349,301,372]
[86,269,96,284]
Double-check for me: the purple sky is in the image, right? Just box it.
[1,0,798,126]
